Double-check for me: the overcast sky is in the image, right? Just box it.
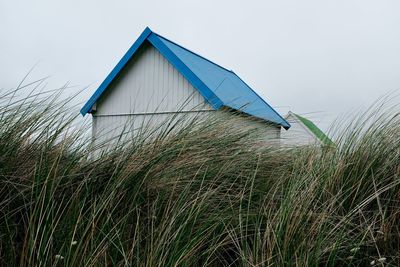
[1,0,400,131]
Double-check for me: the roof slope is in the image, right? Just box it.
[81,27,290,129]
[293,113,334,145]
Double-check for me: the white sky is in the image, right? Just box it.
[1,0,400,131]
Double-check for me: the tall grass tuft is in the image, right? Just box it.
[0,82,399,266]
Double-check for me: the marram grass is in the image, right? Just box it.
[0,84,399,266]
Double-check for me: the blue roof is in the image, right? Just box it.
[81,27,290,129]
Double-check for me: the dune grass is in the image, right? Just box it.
[0,83,399,266]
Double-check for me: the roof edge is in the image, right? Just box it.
[153,32,234,74]
[80,27,290,129]
[291,112,334,145]
[232,71,291,129]
[80,27,153,116]
[147,34,223,109]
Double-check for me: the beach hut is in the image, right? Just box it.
[281,111,333,146]
[81,27,290,145]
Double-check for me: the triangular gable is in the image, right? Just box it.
[81,27,290,129]
[291,112,334,145]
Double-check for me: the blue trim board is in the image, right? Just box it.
[152,32,234,74]
[147,34,223,109]
[231,71,290,129]
[80,27,152,115]
[80,27,290,129]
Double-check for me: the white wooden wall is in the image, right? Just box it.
[92,42,280,147]
[93,112,280,147]
[93,111,214,146]
[280,113,320,146]
[95,42,211,115]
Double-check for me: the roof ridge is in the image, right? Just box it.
[153,32,234,74]
[80,27,291,129]
[153,31,290,129]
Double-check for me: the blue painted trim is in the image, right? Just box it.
[153,33,233,74]
[80,27,290,129]
[80,27,153,116]
[147,33,223,109]
[231,71,291,130]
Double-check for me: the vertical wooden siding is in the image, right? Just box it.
[92,113,281,148]
[96,43,212,116]
[92,42,280,147]
[280,114,320,146]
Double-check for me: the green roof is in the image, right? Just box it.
[293,113,334,146]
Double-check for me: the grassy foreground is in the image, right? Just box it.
[0,86,399,266]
